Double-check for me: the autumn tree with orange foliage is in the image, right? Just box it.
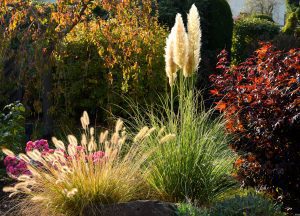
[0,0,167,136]
[210,43,300,212]
[0,0,97,137]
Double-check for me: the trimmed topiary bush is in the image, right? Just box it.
[232,16,279,64]
[251,14,274,22]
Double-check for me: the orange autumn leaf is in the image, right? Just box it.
[248,154,256,162]
[216,101,227,111]
[288,78,297,85]
[235,158,244,167]
[210,89,219,95]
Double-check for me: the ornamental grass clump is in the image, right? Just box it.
[127,4,237,205]
[2,112,173,216]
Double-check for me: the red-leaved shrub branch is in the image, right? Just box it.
[210,43,300,210]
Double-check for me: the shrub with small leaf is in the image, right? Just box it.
[0,102,26,162]
[210,194,284,216]
[210,43,300,210]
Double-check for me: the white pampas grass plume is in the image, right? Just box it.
[52,137,66,151]
[15,182,31,193]
[27,149,42,162]
[83,111,90,126]
[2,148,15,157]
[111,132,119,145]
[53,150,66,163]
[80,111,90,130]
[165,29,178,86]
[99,130,109,144]
[184,4,201,77]
[27,166,40,177]
[90,127,95,136]
[17,175,31,181]
[80,117,87,130]
[19,153,31,163]
[134,126,149,143]
[67,144,77,157]
[121,128,126,137]
[118,135,127,145]
[88,139,97,152]
[31,196,47,202]
[8,192,18,198]
[81,134,87,148]
[115,119,124,133]
[157,126,166,137]
[67,188,78,198]
[159,134,176,144]
[68,135,78,146]
[3,186,16,193]
[144,127,156,138]
[173,14,189,69]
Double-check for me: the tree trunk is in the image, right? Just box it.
[42,62,53,139]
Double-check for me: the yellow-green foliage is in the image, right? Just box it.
[282,12,298,34]
[52,1,167,130]
[0,0,168,133]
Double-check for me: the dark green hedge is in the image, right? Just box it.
[251,14,274,22]
[232,17,280,64]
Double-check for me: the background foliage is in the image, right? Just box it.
[0,102,25,162]
[0,0,167,136]
[231,15,280,64]
[283,0,300,35]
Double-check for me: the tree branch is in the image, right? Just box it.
[59,0,89,39]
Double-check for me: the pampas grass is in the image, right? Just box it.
[124,4,236,205]
[2,112,172,216]
[173,14,189,69]
[184,4,202,77]
[165,28,178,86]
[126,90,237,205]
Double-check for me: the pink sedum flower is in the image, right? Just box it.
[92,151,105,163]
[4,156,31,178]
[25,139,49,152]
[4,139,108,179]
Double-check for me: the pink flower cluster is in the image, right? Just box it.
[25,139,50,152]
[4,139,106,179]
[4,139,50,178]
[91,151,105,163]
[4,156,31,177]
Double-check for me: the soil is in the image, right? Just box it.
[0,170,15,216]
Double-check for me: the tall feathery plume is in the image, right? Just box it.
[173,14,189,69]
[165,27,178,86]
[184,4,201,77]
